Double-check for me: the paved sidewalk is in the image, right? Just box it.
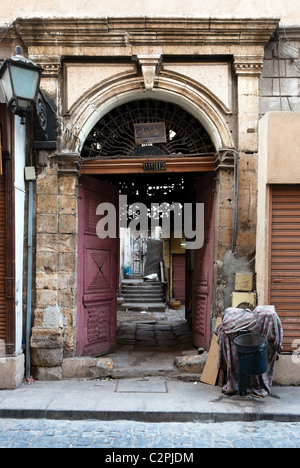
[0,377,299,423]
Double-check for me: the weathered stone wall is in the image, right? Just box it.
[260,33,300,115]
[31,157,78,380]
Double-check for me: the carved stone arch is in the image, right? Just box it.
[61,72,234,154]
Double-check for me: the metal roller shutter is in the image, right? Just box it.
[0,173,5,342]
[270,185,300,352]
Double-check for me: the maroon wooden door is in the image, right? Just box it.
[192,175,215,350]
[76,176,118,356]
[172,254,186,302]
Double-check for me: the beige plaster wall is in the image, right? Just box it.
[256,112,300,305]
[0,0,298,25]
[267,113,300,184]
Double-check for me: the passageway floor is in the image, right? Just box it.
[109,312,197,379]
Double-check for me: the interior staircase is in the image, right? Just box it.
[119,280,166,313]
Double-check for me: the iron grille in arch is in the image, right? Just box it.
[81,99,215,159]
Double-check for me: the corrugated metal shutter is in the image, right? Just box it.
[270,185,300,352]
[0,172,6,342]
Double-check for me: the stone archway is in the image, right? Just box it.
[75,91,219,354]
[61,71,234,156]
[81,98,216,159]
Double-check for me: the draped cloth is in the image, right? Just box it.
[214,306,283,397]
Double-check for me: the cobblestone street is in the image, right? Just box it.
[0,419,299,449]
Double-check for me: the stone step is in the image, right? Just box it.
[121,285,164,292]
[122,299,165,304]
[122,293,164,299]
[119,303,166,312]
[62,356,204,381]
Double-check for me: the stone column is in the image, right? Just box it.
[57,154,81,358]
[233,55,263,260]
[213,55,263,315]
[31,153,81,380]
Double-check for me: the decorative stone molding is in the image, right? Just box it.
[61,73,234,154]
[215,148,236,170]
[233,55,264,76]
[13,17,280,49]
[30,56,61,78]
[52,152,82,176]
[137,55,161,91]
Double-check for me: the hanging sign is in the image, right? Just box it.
[134,122,166,144]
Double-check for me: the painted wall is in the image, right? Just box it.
[14,116,26,355]
[256,112,300,304]
[0,0,299,25]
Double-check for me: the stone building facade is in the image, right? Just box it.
[0,2,299,386]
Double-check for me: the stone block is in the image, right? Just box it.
[35,272,58,290]
[36,289,57,308]
[43,306,63,328]
[59,214,76,234]
[261,59,286,78]
[32,366,62,381]
[59,195,76,214]
[58,252,76,272]
[36,233,58,253]
[31,347,63,367]
[59,176,76,195]
[273,354,300,385]
[0,353,24,389]
[231,292,256,308]
[58,272,75,290]
[288,97,300,112]
[37,175,58,195]
[273,78,299,96]
[36,214,58,234]
[58,290,76,309]
[58,234,76,253]
[235,272,253,291]
[260,96,290,114]
[63,325,76,355]
[61,309,75,328]
[36,251,58,273]
[62,357,114,379]
[174,353,208,374]
[37,195,58,214]
[31,328,63,349]
[259,77,273,96]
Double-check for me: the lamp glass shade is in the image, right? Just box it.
[1,67,14,103]
[10,63,40,101]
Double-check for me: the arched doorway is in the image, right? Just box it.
[76,98,216,357]
[81,99,215,158]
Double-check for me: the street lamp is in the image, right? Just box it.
[0,46,43,124]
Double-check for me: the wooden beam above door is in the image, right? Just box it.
[80,156,216,175]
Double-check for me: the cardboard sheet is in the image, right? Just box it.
[200,317,222,386]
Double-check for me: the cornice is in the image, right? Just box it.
[13,17,280,48]
[233,54,264,76]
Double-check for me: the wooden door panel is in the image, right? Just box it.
[84,248,112,294]
[192,175,215,350]
[76,176,118,357]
